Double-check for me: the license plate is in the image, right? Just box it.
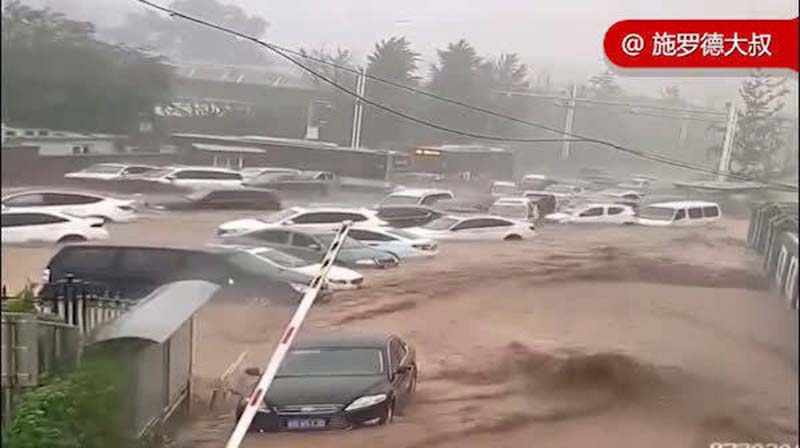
[286,419,326,429]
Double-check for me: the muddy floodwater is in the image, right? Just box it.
[2,213,798,448]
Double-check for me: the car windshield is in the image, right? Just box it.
[492,185,517,195]
[314,234,364,249]
[490,204,528,219]
[224,251,281,276]
[638,206,676,221]
[546,185,576,193]
[82,164,122,174]
[381,195,421,206]
[277,348,384,377]
[137,168,173,178]
[257,209,298,224]
[252,249,308,268]
[422,217,459,230]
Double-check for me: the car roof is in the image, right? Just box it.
[442,214,512,222]
[643,201,719,209]
[288,206,374,215]
[293,333,394,349]
[56,243,219,253]
[168,166,240,173]
[2,189,106,199]
[493,197,529,204]
[492,181,517,186]
[389,188,452,197]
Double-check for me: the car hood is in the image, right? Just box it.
[293,264,362,282]
[265,375,387,406]
[218,218,265,234]
[338,247,393,262]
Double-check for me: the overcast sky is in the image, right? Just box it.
[25,0,800,111]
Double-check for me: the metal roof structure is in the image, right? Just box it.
[91,280,220,344]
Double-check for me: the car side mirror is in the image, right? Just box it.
[165,175,176,182]
[244,367,262,377]
[395,365,411,375]
[283,220,294,226]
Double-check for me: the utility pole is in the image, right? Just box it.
[561,84,577,160]
[717,102,738,182]
[350,67,366,149]
[678,112,689,149]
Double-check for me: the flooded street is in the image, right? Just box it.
[4,214,796,448]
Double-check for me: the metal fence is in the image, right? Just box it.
[35,276,137,335]
[1,277,136,428]
[748,202,799,311]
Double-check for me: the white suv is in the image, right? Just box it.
[141,166,244,191]
[217,207,388,237]
[1,190,137,222]
[1,209,109,244]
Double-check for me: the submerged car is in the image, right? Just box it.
[545,203,636,224]
[235,333,417,432]
[410,215,536,241]
[147,188,281,211]
[221,226,400,269]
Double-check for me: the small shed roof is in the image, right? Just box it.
[192,143,266,154]
[91,280,220,344]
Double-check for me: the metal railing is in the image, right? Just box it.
[36,275,137,336]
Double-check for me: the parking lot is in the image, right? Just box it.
[3,209,797,448]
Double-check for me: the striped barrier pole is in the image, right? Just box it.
[223,221,353,448]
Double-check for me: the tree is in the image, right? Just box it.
[107,0,270,65]
[707,70,791,178]
[427,39,488,139]
[485,53,529,135]
[297,47,354,86]
[587,69,623,98]
[362,37,420,147]
[1,1,172,133]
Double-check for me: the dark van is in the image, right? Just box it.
[40,245,320,303]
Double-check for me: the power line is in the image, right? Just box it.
[133,0,798,192]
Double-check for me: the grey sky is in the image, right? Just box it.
[25,0,800,111]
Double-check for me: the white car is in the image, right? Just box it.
[2,209,109,244]
[544,184,585,196]
[410,215,536,241]
[346,226,439,259]
[378,189,454,207]
[1,190,137,222]
[637,201,721,227]
[240,167,302,182]
[489,181,520,197]
[240,246,364,290]
[489,197,539,222]
[135,166,244,191]
[64,163,160,181]
[217,207,388,237]
[545,203,636,224]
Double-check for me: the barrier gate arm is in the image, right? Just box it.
[224,221,353,448]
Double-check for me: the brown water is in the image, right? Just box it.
[2,214,797,448]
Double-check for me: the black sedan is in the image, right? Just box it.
[146,188,281,211]
[236,333,417,432]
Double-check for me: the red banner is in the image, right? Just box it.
[604,18,798,72]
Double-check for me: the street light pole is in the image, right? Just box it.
[350,67,366,149]
[717,102,739,181]
[561,84,577,160]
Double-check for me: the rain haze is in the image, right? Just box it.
[28,0,800,108]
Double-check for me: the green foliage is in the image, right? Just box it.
[109,0,270,66]
[1,283,37,313]
[707,70,790,179]
[587,70,623,98]
[2,356,132,448]
[1,1,172,133]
